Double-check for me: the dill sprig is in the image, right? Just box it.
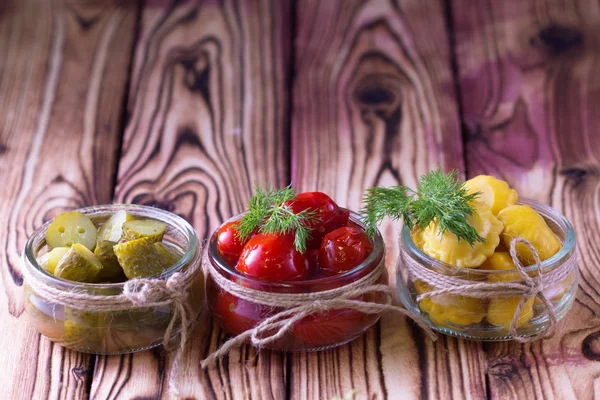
[237,185,319,253]
[361,169,485,245]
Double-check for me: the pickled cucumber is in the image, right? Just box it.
[113,238,167,279]
[36,247,70,274]
[46,211,97,250]
[97,210,135,242]
[63,307,104,351]
[94,240,127,282]
[154,242,181,267]
[54,243,103,283]
[122,219,166,242]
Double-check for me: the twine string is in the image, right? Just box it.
[201,259,437,368]
[404,237,576,342]
[22,250,202,399]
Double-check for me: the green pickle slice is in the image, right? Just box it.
[46,211,97,250]
[94,240,127,282]
[54,243,103,282]
[154,242,182,267]
[97,210,135,242]
[121,219,166,242]
[113,238,168,279]
[63,307,104,351]
[36,247,70,274]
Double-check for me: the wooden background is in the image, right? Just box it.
[1,0,599,398]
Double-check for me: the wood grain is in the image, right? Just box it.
[290,0,486,399]
[0,0,138,398]
[90,0,292,398]
[452,0,600,398]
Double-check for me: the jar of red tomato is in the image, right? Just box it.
[205,192,388,351]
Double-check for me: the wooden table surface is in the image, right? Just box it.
[2,0,600,399]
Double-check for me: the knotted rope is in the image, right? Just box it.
[201,257,437,368]
[402,237,577,342]
[22,250,203,399]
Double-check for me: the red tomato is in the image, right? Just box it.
[286,192,349,249]
[319,227,373,274]
[216,221,252,265]
[292,307,369,347]
[236,233,311,281]
[214,290,270,336]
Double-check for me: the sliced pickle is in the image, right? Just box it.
[121,219,166,242]
[154,242,181,267]
[54,243,103,283]
[94,240,127,283]
[37,247,70,274]
[46,211,97,250]
[97,210,135,242]
[63,307,104,351]
[113,238,167,279]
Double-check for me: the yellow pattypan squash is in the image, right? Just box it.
[411,228,425,250]
[497,205,562,265]
[463,175,518,216]
[421,201,504,268]
[487,296,534,329]
[479,252,535,328]
[414,280,486,328]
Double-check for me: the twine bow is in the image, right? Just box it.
[201,258,437,368]
[22,250,203,399]
[404,237,576,342]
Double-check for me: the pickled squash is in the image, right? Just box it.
[421,201,504,268]
[497,205,562,265]
[479,252,535,328]
[414,280,486,327]
[463,175,518,216]
[479,252,521,282]
[487,297,534,329]
[411,228,425,251]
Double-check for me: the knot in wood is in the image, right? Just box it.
[582,331,600,361]
[531,24,583,55]
[354,75,402,120]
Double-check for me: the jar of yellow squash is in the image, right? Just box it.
[396,176,578,341]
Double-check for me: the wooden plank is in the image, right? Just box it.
[290,0,487,399]
[452,0,600,398]
[0,0,138,398]
[89,0,292,398]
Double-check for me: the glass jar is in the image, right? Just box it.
[397,198,578,341]
[22,204,205,354]
[206,210,388,351]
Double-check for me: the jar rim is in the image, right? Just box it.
[23,204,199,290]
[208,209,385,288]
[400,197,576,274]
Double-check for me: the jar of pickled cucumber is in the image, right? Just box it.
[22,204,205,354]
[397,198,578,341]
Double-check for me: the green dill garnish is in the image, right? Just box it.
[237,185,319,253]
[361,169,485,245]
